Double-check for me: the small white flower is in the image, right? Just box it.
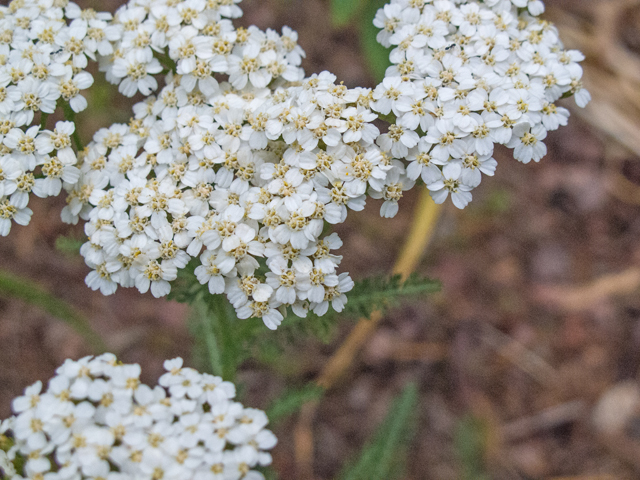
[507,122,548,163]
[2,355,276,479]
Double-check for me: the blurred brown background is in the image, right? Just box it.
[2,0,640,478]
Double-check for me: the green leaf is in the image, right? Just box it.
[177,263,271,382]
[189,296,224,377]
[330,0,363,27]
[0,270,106,352]
[344,273,441,320]
[266,384,325,425]
[255,466,278,480]
[338,382,420,480]
[174,262,440,378]
[360,0,391,82]
[253,273,441,362]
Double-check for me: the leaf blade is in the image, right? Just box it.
[0,270,106,352]
[339,382,420,480]
[266,384,325,425]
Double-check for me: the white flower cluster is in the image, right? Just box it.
[62,68,416,328]
[99,0,304,98]
[62,0,418,329]
[0,0,115,236]
[371,0,590,208]
[0,0,591,328]
[0,354,276,480]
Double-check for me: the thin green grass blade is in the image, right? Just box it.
[0,270,106,352]
[454,415,491,480]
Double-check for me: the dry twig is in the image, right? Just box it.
[501,400,586,442]
[534,267,640,312]
[483,323,559,386]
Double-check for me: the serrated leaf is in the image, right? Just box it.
[330,0,363,27]
[344,273,441,319]
[338,383,420,480]
[266,384,325,425]
[253,273,441,363]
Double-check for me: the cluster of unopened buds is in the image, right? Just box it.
[0,354,276,480]
[0,0,589,328]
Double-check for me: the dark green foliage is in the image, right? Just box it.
[279,272,441,342]
[343,273,441,319]
[255,466,278,480]
[338,382,420,480]
[254,273,441,366]
[330,0,364,27]
[172,260,441,379]
[360,0,393,82]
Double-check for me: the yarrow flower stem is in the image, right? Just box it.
[202,295,226,378]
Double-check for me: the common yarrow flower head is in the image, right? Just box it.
[63,70,395,329]
[0,0,590,330]
[0,354,277,480]
[98,0,305,98]
[0,0,116,236]
[370,0,590,208]
[61,0,411,330]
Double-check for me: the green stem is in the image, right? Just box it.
[213,295,235,381]
[62,103,84,152]
[0,270,107,352]
[200,297,224,377]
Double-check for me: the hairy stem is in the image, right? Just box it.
[200,297,224,378]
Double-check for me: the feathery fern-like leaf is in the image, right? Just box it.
[338,382,420,480]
